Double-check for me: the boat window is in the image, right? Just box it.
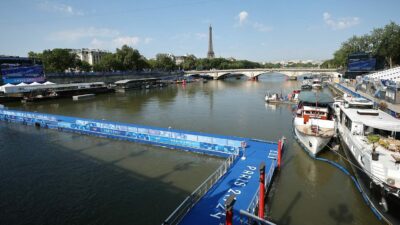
[372,128,392,137]
[348,104,373,109]
[345,116,352,130]
[395,132,400,140]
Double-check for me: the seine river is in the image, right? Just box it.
[0,74,381,225]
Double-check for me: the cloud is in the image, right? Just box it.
[48,27,120,42]
[112,36,140,47]
[253,22,272,32]
[38,1,84,16]
[235,11,272,33]
[323,12,360,30]
[49,27,151,49]
[195,33,207,40]
[144,37,153,44]
[90,38,105,49]
[237,11,248,25]
[90,36,152,49]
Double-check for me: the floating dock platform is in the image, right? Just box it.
[172,139,280,225]
[0,108,282,225]
[72,94,95,101]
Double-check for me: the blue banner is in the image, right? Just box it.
[0,109,243,156]
[348,58,376,71]
[1,65,45,84]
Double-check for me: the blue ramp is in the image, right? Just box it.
[179,140,278,225]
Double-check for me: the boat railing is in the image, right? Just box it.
[162,153,238,225]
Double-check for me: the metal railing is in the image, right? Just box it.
[239,210,277,225]
[245,160,276,218]
[162,153,238,225]
[46,71,183,77]
[265,160,276,188]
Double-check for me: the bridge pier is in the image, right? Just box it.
[249,76,258,81]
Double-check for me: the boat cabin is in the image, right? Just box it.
[302,106,329,120]
[296,91,334,122]
[312,79,321,85]
[115,78,161,91]
[339,97,400,140]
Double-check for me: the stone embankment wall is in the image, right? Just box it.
[46,72,183,84]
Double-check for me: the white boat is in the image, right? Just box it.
[294,91,335,155]
[312,78,322,89]
[289,90,301,103]
[265,93,281,103]
[301,80,312,90]
[336,94,400,222]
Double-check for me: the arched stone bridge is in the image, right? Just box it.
[185,68,340,80]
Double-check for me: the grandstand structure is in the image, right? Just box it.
[366,66,400,82]
[359,66,400,105]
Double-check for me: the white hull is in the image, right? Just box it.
[312,84,322,89]
[294,125,331,155]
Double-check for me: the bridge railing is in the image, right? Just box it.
[162,153,238,225]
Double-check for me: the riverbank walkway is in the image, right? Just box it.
[335,82,400,116]
[0,108,281,225]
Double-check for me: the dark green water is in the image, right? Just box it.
[0,74,381,225]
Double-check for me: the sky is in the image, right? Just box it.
[0,0,400,62]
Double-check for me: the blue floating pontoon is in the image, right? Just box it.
[0,109,281,225]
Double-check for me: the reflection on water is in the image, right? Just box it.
[1,74,381,225]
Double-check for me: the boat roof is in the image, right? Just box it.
[341,105,400,131]
[343,94,373,106]
[2,82,105,93]
[115,78,160,84]
[303,106,328,112]
[298,91,334,104]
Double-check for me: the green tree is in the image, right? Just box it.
[39,49,77,73]
[95,53,120,72]
[154,54,176,71]
[181,55,197,70]
[375,22,400,67]
[76,60,92,72]
[329,21,400,68]
[115,45,142,70]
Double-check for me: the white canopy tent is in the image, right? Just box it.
[0,83,15,92]
[30,82,42,85]
[16,82,28,86]
[44,81,55,85]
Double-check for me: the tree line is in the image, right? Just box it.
[321,22,400,69]
[28,45,319,74]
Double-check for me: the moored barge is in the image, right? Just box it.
[336,95,400,224]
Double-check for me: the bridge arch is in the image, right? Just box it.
[184,68,340,80]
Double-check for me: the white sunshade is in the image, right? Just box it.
[0,83,15,92]
[30,82,42,85]
[44,81,55,85]
[16,82,28,86]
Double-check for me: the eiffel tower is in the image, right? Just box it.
[207,25,215,59]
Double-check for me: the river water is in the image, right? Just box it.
[0,74,381,225]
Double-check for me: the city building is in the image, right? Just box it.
[71,48,108,65]
[175,56,186,65]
